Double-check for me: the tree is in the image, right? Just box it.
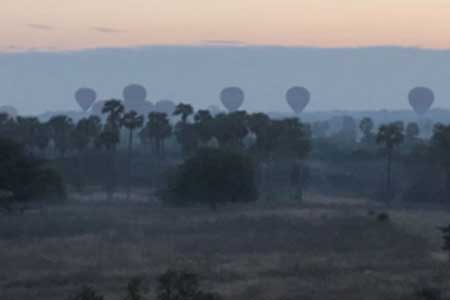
[0,138,65,213]
[376,122,404,203]
[430,123,450,199]
[47,115,74,157]
[15,116,41,151]
[71,116,102,190]
[121,110,144,199]
[212,111,248,150]
[164,148,258,209]
[102,99,125,130]
[100,99,125,200]
[143,112,172,157]
[193,110,214,145]
[359,117,375,145]
[173,103,194,124]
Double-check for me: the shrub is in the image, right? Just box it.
[157,270,221,300]
[415,287,443,300]
[163,148,258,209]
[68,286,104,300]
[377,212,390,222]
[124,277,147,300]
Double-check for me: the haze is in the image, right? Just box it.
[1,46,450,114]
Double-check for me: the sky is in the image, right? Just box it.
[2,0,450,51]
[1,47,450,114]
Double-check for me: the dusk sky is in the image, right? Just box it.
[2,0,450,51]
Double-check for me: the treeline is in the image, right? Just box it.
[1,99,450,208]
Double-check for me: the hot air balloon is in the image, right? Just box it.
[0,105,18,118]
[75,88,97,112]
[220,87,244,112]
[286,86,310,114]
[90,100,107,116]
[155,99,176,115]
[408,87,434,115]
[123,84,147,111]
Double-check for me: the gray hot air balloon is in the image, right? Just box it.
[90,100,108,116]
[154,99,176,115]
[0,105,18,118]
[75,88,97,112]
[220,87,244,112]
[408,87,434,115]
[286,86,310,114]
[123,84,147,111]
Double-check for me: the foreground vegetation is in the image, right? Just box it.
[1,194,450,300]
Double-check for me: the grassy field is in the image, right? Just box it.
[1,192,450,300]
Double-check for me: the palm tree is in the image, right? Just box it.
[70,116,102,190]
[376,122,404,204]
[121,110,144,199]
[173,103,193,123]
[144,112,172,157]
[100,99,125,200]
[194,110,213,146]
[103,99,125,130]
[47,115,74,158]
[359,117,375,145]
[431,123,450,199]
[14,117,40,151]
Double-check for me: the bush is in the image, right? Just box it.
[124,277,147,300]
[377,212,390,222]
[157,270,222,300]
[68,286,104,300]
[415,287,443,300]
[163,148,258,209]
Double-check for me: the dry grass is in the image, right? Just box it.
[1,193,450,300]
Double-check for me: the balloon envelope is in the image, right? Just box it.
[75,88,97,112]
[154,99,176,115]
[90,100,107,116]
[123,84,147,110]
[220,87,244,112]
[286,86,310,114]
[409,87,434,115]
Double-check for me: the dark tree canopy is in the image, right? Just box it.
[164,148,258,208]
[0,138,65,208]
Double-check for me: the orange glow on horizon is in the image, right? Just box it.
[2,0,450,51]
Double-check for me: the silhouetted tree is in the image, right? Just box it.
[121,110,144,199]
[143,112,172,157]
[47,115,74,157]
[0,138,64,212]
[15,116,41,151]
[194,110,214,145]
[173,103,194,124]
[165,148,257,209]
[359,117,375,145]
[431,123,450,199]
[100,99,125,200]
[376,122,404,203]
[70,116,102,189]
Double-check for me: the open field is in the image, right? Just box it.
[1,193,450,300]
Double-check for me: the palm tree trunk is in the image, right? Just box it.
[126,128,133,200]
[386,149,393,205]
